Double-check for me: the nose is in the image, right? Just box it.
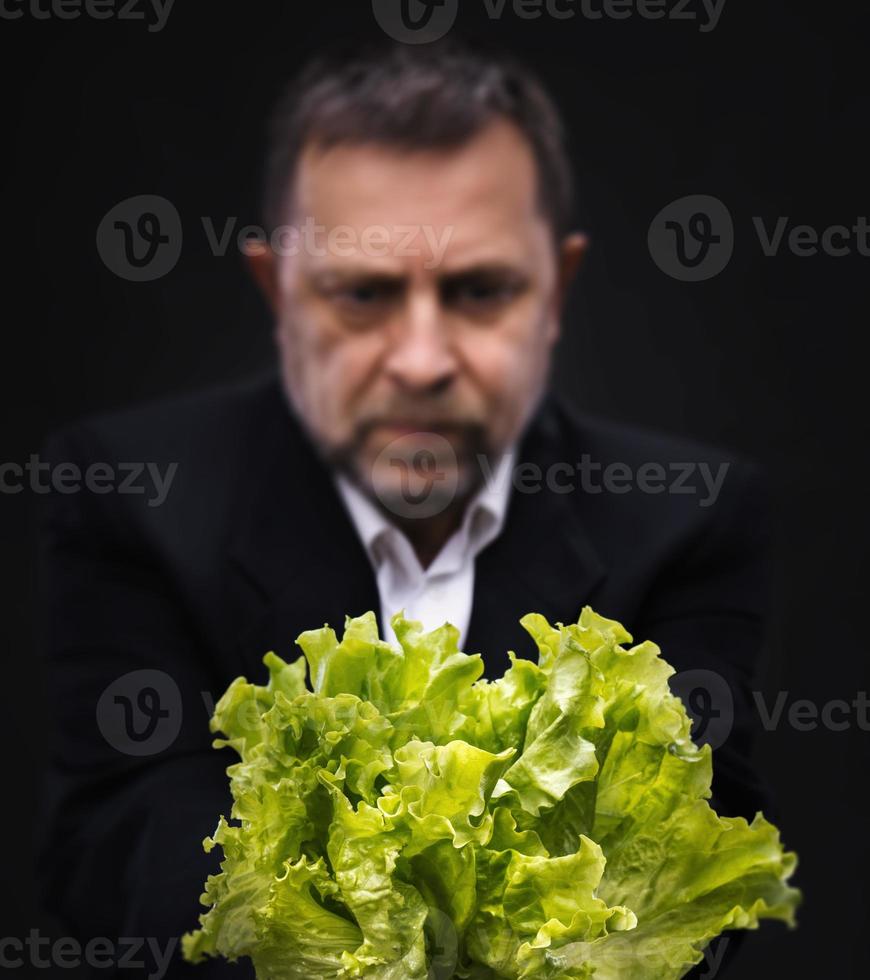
[383,292,458,394]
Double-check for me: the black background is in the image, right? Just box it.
[2,0,868,976]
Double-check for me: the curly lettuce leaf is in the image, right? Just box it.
[183,607,800,979]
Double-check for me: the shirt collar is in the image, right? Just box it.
[334,445,516,574]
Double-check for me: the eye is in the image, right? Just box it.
[442,274,526,314]
[329,280,403,323]
[341,283,388,305]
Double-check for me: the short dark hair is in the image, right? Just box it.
[261,38,575,243]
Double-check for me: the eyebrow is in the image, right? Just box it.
[440,263,529,284]
[308,261,528,288]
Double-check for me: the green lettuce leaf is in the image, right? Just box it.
[182,607,800,978]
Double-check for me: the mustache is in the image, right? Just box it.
[354,413,485,436]
[356,415,481,438]
[321,413,495,485]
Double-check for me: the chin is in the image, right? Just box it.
[364,460,465,522]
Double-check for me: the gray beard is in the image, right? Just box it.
[330,422,495,523]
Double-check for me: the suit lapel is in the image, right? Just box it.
[227,381,379,673]
[227,381,606,680]
[466,392,607,676]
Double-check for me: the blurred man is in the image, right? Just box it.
[37,39,772,977]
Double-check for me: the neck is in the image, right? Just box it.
[392,502,467,570]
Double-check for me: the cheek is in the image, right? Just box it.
[460,316,553,404]
[277,311,385,437]
[318,338,384,414]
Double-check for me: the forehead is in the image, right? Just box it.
[290,119,548,266]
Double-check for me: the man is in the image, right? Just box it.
[37,39,773,978]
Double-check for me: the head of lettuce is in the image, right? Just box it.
[182,607,800,979]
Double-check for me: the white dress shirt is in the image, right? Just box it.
[334,449,516,648]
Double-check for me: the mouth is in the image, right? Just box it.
[373,421,461,437]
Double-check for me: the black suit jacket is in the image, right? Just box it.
[36,373,774,978]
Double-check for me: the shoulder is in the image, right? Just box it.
[42,370,285,465]
[36,372,291,548]
[551,393,753,475]
[543,392,771,562]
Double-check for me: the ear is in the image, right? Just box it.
[546,232,589,344]
[243,240,280,316]
[557,232,589,304]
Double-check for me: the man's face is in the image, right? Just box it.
[254,119,584,516]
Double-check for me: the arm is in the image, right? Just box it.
[633,462,778,978]
[35,424,253,979]
[634,461,775,820]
